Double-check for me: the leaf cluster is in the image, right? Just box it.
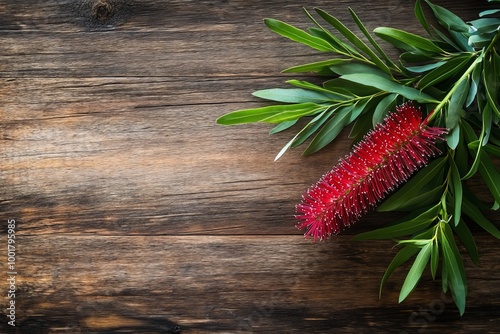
[217,0,500,313]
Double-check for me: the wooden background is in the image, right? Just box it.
[1,0,499,333]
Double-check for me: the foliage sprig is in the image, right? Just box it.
[217,0,500,314]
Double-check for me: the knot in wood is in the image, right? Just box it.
[92,0,114,21]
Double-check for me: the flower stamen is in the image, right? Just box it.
[295,102,448,241]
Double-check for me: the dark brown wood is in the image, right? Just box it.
[1,0,499,333]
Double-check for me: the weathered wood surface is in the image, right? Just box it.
[1,0,499,333]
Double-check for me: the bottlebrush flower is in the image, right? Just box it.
[295,102,448,241]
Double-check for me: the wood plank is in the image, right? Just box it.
[4,235,500,333]
[1,0,499,333]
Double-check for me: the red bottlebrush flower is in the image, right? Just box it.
[295,102,448,241]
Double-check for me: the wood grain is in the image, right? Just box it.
[1,0,499,333]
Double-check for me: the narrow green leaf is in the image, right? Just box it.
[440,223,467,315]
[378,157,447,212]
[451,219,480,265]
[323,77,379,97]
[340,73,436,103]
[454,125,470,176]
[374,27,444,53]
[274,133,298,161]
[483,50,500,118]
[315,8,391,74]
[253,88,336,104]
[466,62,482,107]
[430,238,439,279]
[399,243,432,303]
[348,7,397,72]
[286,79,349,99]
[417,55,473,90]
[461,120,483,179]
[476,143,500,157]
[283,58,349,73]
[442,254,449,293]
[355,204,440,240]
[398,239,433,246]
[389,184,446,212]
[216,103,323,125]
[480,9,500,17]
[329,61,390,78]
[379,245,420,298]
[348,107,374,142]
[264,18,335,52]
[425,0,469,32]
[405,61,446,73]
[415,0,432,35]
[469,18,500,33]
[291,108,335,148]
[449,157,463,226]
[303,105,354,155]
[446,123,460,150]
[448,78,469,129]
[449,30,474,52]
[373,93,397,127]
[270,120,297,134]
[303,8,361,56]
[478,151,500,204]
[462,196,500,238]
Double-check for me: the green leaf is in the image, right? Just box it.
[446,124,460,150]
[348,7,398,72]
[290,108,335,148]
[466,62,482,107]
[329,61,390,78]
[392,184,446,212]
[252,88,336,103]
[264,18,335,52]
[449,157,463,226]
[471,143,500,157]
[274,133,298,161]
[286,79,349,99]
[405,61,446,73]
[462,196,500,238]
[430,238,439,279]
[469,18,500,34]
[425,0,469,33]
[461,120,483,179]
[415,0,432,35]
[478,151,500,204]
[417,54,473,90]
[303,8,361,56]
[323,77,379,97]
[378,157,447,212]
[373,93,397,126]
[315,8,391,74]
[355,203,440,240]
[480,9,500,17]
[440,223,467,315]
[270,120,297,134]
[399,242,432,303]
[454,125,470,176]
[451,219,480,265]
[340,73,436,103]
[483,50,500,118]
[348,106,374,142]
[449,29,474,52]
[374,27,444,53]
[283,59,350,73]
[303,105,354,155]
[379,245,420,298]
[447,78,469,129]
[216,103,324,125]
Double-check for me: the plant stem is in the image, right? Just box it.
[426,52,483,123]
